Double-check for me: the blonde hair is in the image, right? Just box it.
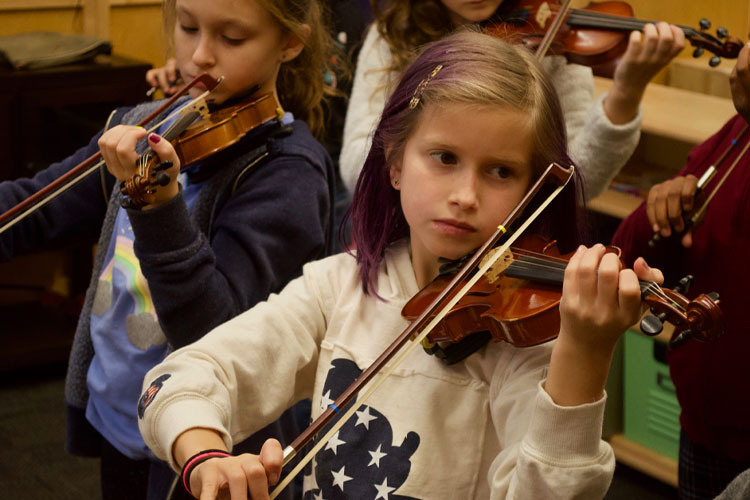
[163,0,341,137]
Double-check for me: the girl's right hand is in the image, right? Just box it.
[645,174,703,248]
[145,58,180,97]
[98,125,182,209]
[190,439,283,500]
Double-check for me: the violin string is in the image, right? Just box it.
[640,281,683,311]
[568,10,697,36]
[497,248,684,311]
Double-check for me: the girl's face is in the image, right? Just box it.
[440,0,505,26]
[173,0,297,104]
[390,102,533,285]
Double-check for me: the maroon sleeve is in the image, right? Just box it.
[611,115,745,269]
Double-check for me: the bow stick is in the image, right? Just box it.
[649,123,750,247]
[534,0,574,60]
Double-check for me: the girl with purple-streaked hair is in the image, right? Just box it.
[138,31,664,500]
[339,0,685,201]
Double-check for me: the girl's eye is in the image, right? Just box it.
[222,35,246,45]
[179,24,198,34]
[430,151,457,165]
[488,166,513,179]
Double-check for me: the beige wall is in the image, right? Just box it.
[1,0,749,87]
[0,2,167,68]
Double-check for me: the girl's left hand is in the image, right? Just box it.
[604,22,685,124]
[98,125,181,209]
[614,22,685,92]
[558,244,664,357]
[544,245,664,406]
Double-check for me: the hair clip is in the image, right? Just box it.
[409,64,443,109]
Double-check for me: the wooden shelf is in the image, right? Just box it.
[594,76,736,145]
[609,434,678,487]
[588,188,644,219]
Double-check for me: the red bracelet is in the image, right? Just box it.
[181,449,232,495]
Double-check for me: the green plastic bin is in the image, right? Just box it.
[623,329,681,460]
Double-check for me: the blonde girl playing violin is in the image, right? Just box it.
[0,0,339,498]
[138,31,663,500]
[340,0,685,200]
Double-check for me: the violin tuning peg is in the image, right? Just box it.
[692,47,705,59]
[153,160,173,172]
[699,18,711,31]
[675,275,694,294]
[640,314,664,336]
[152,172,172,187]
[669,328,693,349]
[709,56,721,67]
[120,197,134,209]
[708,291,720,301]
[717,26,728,39]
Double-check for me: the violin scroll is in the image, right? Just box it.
[119,158,174,209]
[643,287,724,349]
[686,18,743,67]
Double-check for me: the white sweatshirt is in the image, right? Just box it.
[139,240,614,499]
[340,26,642,199]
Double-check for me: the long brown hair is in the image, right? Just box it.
[162,0,342,138]
[372,0,454,74]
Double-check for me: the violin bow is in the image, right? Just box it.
[649,123,750,246]
[534,0,574,60]
[269,163,575,498]
[690,127,750,221]
[0,74,222,236]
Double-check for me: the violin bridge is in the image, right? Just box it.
[183,97,210,119]
[535,2,552,29]
[480,247,514,284]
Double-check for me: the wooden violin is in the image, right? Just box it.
[402,233,724,360]
[120,90,283,208]
[485,0,744,68]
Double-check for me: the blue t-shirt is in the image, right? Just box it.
[86,176,203,459]
[86,110,293,459]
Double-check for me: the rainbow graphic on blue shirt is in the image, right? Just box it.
[99,235,156,319]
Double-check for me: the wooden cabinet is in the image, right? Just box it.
[0,54,151,371]
[0,53,151,181]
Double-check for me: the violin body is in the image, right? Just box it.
[487,1,633,67]
[403,235,568,347]
[173,93,282,167]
